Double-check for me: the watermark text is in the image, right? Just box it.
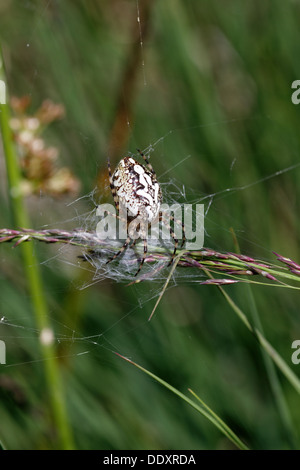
[0,80,6,104]
[96,203,204,250]
[0,340,6,364]
[291,339,300,364]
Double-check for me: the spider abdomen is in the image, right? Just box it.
[107,150,185,277]
[112,157,162,222]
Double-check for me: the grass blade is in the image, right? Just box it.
[116,352,249,450]
[205,269,300,395]
[0,45,74,449]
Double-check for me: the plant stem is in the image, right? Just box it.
[207,270,300,395]
[230,228,297,447]
[117,353,249,450]
[0,46,74,449]
[246,285,296,447]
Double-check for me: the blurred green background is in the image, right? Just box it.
[0,0,300,450]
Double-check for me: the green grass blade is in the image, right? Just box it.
[230,229,297,447]
[116,352,249,450]
[208,272,300,395]
[0,45,74,450]
[246,285,296,448]
[0,439,6,450]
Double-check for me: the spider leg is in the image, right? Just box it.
[161,216,179,266]
[137,148,157,179]
[106,234,147,277]
[179,218,186,248]
[165,212,186,248]
[106,235,132,265]
[168,226,178,266]
[107,157,120,213]
[107,158,130,261]
[131,238,137,248]
[134,238,148,277]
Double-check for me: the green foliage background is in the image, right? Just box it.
[0,0,300,449]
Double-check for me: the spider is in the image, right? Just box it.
[106,149,185,276]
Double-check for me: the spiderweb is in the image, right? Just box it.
[0,0,300,452]
[1,134,299,365]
